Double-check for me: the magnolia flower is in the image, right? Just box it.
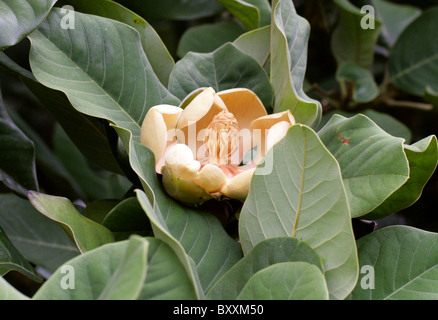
[140,87,295,205]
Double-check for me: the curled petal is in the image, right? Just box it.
[140,104,183,173]
[164,144,226,195]
[221,168,256,201]
[250,110,295,162]
[176,87,227,161]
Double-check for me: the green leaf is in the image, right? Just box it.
[28,191,114,253]
[0,86,38,197]
[216,0,271,31]
[0,0,57,51]
[350,226,438,300]
[233,25,270,68]
[336,62,379,104]
[317,109,412,144]
[239,124,358,300]
[270,0,321,127]
[168,42,273,109]
[33,236,198,300]
[0,225,41,282]
[0,52,125,175]
[389,7,438,96]
[28,8,179,141]
[58,0,175,87]
[331,0,382,69]
[0,276,29,300]
[114,126,243,294]
[365,135,438,220]
[177,20,244,58]
[0,194,79,273]
[102,197,152,240]
[33,236,142,300]
[136,190,204,300]
[53,124,131,201]
[237,262,329,300]
[207,237,323,299]
[373,0,421,47]
[318,114,409,218]
[116,0,224,21]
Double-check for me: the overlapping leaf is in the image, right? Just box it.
[350,226,438,300]
[58,0,175,87]
[270,0,321,127]
[28,8,179,141]
[0,194,79,273]
[0,0,57,51]
[207,237,323,299]
[28,191,114,253]
[168,42,273,109]
[239,124,358,300]
[318,114,409,218]
[0,226,41,282]
[389,7,438,96]
[237,262,328,300]
[0,87,38,197]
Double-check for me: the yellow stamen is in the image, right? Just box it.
[204,110,239,165]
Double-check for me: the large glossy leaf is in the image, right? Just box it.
[28,191,114,253]
[0,86,38,197]
[388,7,438,96]
[318,114,409,218]
[366,135,438,220]
[270,0,321,127]
[136,189,204,300]
[0,225,41,282]
[0,0,57,51]
[316,109,412,144]
[237,262,328,300]
[177,20,244,58]
[28,8,179,141]
[0,194,79,273]
[168,42,273,109]
[239,124,358,300]
[373,0,421,47]
[331,0,382,69]
[114,126,243,293]
[207,237,323,299]
[0,276,29,300]
[58,0,174,87]
[233,25,270,68]
[350,226,438,300]
[33,236,198,300]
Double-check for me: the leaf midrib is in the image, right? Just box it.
[30,25,141,134]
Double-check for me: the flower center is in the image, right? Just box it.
[204,110,239,165]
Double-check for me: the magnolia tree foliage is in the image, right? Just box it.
[0,0,438,301]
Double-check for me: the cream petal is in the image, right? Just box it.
[164,144,226,193]
[220,168,256,201]
[194,164,227,193]
[140,104,183,173]
[217,88,267,131]
[176,87,227,161]
[218,89,268,165]
[250,110,295,162]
